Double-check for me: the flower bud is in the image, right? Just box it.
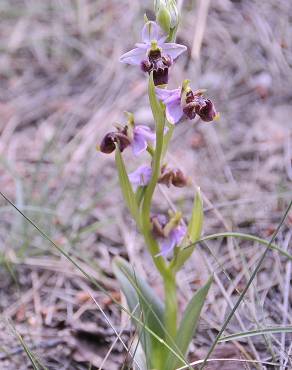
[157,4,171,34]
[155,0,179,37]
[167,0,179,29]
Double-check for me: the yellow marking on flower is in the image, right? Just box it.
[214,112,220,121]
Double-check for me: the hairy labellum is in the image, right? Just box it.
[183,102,197,120]
[141,60,152,73]
[158,167,188,187]
[100,130,130,154]
[182,91,217,122]
[185,90,195,104]
[153,66,169,86]
[194,97,216,122]
[141,49,173,86]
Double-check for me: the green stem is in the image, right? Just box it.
[141,124,166,273]
[147,144,155,157]
[141,75,168,275]
[163,270,178,340]
[185,232,292,261]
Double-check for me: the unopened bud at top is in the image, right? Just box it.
[156,3,171,34]
[154,0,179,39]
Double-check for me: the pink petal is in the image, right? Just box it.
[158,224,187,257]
[157,36,167,45]
[132,133,147,156]
[128,165,152,190]
[166,100,184,124]
[141,21,160,44]
[161,43,187,60]
[155,87,181,105]
[172,225,187,245]
[134,125,156,143]
[155,87,179,100]
[135,43,149,50]
[120,47,146,65]
[160,237,177,257]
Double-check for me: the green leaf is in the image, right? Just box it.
[113,257,165,368]
[164,276,212,370]
[219,326,292,343]
[115,147,140,226]
[172,189,203,271]
[188,188,204,243]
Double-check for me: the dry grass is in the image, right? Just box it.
[0,0,291,369]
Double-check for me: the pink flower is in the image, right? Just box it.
[132,125,156,156]
[156,83,217,124]
[160,223,187,257]
[99,124,155,156]
[155,87,182,124]
[152,214,187,257]
[128,165,152,190]
[120,21,187,85]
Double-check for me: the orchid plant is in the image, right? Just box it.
[98,2,218,369]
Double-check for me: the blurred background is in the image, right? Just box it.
[0,0,291,369]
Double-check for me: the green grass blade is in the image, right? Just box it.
[219,326,292,342]
[8,322,48,370]
[184,232,292,261]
